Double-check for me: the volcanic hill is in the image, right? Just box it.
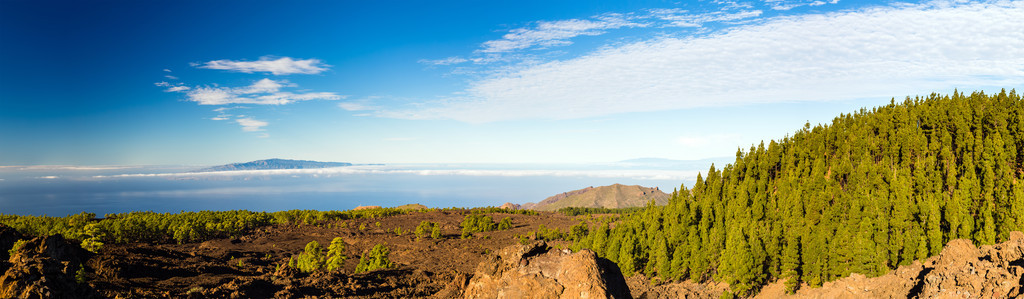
[522,184,669,211]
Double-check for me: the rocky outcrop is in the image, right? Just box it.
[0,225,24,273]
[917,231,1024,298]
[499,203,521,210]
[0,234,97,298]
[463,241,630,299]
[754,231,1024,298]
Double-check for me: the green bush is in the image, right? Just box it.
[470,207,538,215]
[290,240,325,273]
[0,208,413,246]
[567,221,589,241]
[290,237,349,273]
[75,264,87,284]
[556,207,643,216]
[431,224,442,239]
[460,214,495,238]
[415,221,436,241]
[326,237,347,271]
[516,234,530,245]
[355,244,393,273]
[497,217,513,230]
[535,224,563,241]
[8,239,26,257]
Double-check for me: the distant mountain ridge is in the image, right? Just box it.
[521,184,669,211]
[196,158,353,172]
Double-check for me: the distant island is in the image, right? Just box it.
[195,158,354,172]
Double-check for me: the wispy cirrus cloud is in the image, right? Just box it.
[195,56,330,75]
[392,1,1024,123]
[418,57,469,66]
[480,14,645,53]
[420,6,769,66]
[649,8,763,27]
[764,0,839,11]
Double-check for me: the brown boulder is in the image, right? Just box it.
[0,234,97,299]
[463,241,630,299]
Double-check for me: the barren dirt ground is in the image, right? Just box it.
[85,210,582,298]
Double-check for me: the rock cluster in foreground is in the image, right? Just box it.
[755,231,1024,298]
[0,234,98,298]
[456,241,631,298]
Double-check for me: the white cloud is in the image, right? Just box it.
[422,6,769,65]
[650,8,763,27]
[480,14,644,53]
[163,69,172,72]
[196,56,330,75]
[236,117,268,132]
[765,0,840,10]
[156,81,190,92]
[236,78,293,94]
[387,1,1024,122]
[184,78,342,105]
[419,57,470,65]
[165,75,179,80]
[212,106,247,112]
[338,102,370,111]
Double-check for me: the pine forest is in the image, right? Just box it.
[572,89,1024,295]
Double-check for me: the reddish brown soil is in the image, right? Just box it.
[82,210,582,298]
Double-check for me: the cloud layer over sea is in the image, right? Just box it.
[1,161,723,216]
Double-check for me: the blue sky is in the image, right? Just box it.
[2,0,1023,166]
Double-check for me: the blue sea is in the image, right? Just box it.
[0,161,726,216]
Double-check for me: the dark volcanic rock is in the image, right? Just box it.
[0,234,98,298]
[463,241,630,299]
[0,225,24,273]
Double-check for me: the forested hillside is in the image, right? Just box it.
[572,90,1024,296]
